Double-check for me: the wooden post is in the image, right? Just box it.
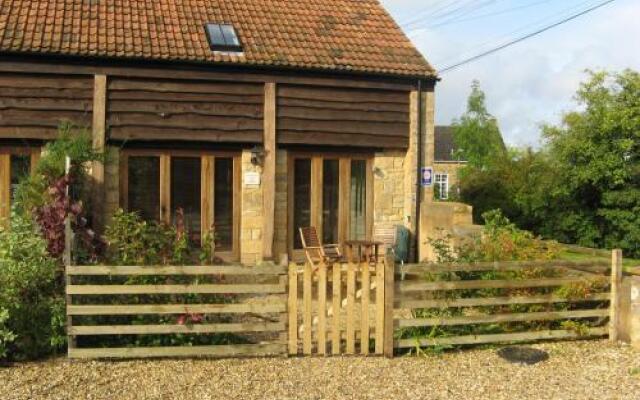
[317,261,327,355]
[262,82,277,260]
[64,156,76,353]
[201,155,215,248]
[159,154,171,224]
[361,261,370,355]
[287,262,298,355]
[332,263,341,355]
[346,258,356,354]
[610,249,623,342]
[383,251,395,358]
[302,262,312,355]
[375,260,385,355]
[91,74,107,232]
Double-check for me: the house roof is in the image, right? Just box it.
[435,126,465,162]
[0,0,436,78]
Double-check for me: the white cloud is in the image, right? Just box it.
[390,0,640,146]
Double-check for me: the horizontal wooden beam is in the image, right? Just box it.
[66,265,287,276]
[398,308,609,328]
[67,283,285,295]
[400,260,611,274]
[67,302,285,316]
[68,343,286,359]
[69,321,285,335]
[395,327,608,349]
[397,293,611,309]
[399,277,598,292]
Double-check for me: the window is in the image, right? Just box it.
[1,148,39,222]
[293,159,311,249]
[121,151,240,259]
[350,160,367,240]
[435,173,449,200]
[10,154,31,201]
[204,23,242,52]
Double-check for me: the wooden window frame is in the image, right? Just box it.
[287,152,374,260]
[0,147,40,222]
[120,149,241,261]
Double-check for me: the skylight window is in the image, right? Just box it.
[205,23,242,52]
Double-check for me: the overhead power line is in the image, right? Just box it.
[438,0,616,74]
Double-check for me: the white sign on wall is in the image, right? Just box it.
[244,171,261,187]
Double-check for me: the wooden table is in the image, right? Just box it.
[344,240,383,263]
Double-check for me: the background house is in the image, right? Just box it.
[434,126,467,200]
[0,0,437,264]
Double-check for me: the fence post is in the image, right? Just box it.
[287,262,298,356]
[610,249,623,342]
[383,251,395,358]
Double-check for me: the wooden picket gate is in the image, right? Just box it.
[287,259,391,356]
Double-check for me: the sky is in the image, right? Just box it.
[379,0,640,147]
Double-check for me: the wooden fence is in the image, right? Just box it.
[393,254,620,350]
[66,264,288,359]
[287,259,390,356]
[65,252,625,359]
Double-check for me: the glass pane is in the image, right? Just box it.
[206,24,225,46]
[220,24,240,46]
[322,159,339,244]
[214,158,234,251]
[10,155,30,201]
[293,159,311,249]
[171,157,201,245]
[128,156,160,221]
[350,160,367,240]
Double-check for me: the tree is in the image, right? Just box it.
[452,80,506,170]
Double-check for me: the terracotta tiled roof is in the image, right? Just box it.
[0,0,436,78]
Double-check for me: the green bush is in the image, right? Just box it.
[0,308,16,360]
[0,213,62,360]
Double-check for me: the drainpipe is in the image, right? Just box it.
[415,79,423,263]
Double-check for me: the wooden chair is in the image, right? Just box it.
[299,227,342,266]
[372,224,406,278]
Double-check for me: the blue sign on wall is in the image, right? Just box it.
[421,167,433,187]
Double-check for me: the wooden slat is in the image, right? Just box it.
[108,113,263,130]
[361,262,370,355]
[317,262,327,356]
[401,260,611,274]
[279,118,408,137]
[303,263,313,355]
[375,263,385,355]
[69,344,286,359]
[288,263,298,355]
[610,249,622,341]
[398,309,609,328]
[66,265,287,276]
[396,327,608,349]
[67,303,285,316]
[278,86,409,105]
[332,262,341,355]
[0,97,92,111]
[383,255,395,358]
[278,131,408,149]
[278,97,409,113]
[277,107,408,123]
[67,283,285,295]
[397,293,611,309]
[108,100,262,117]
[0,74,92,89]
[108,91,264,105]
[346,261,356,354]
[399,277,594,292]
[110,127,262,143]
[69,321,285,335]
[108,79,264,95]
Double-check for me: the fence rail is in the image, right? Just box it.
[65,252,624,359]
[66,264,288,359]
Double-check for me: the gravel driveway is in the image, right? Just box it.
[1,340,638,400]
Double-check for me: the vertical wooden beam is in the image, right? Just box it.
[338,158,351,245]
[288,262,298,355]
[332,262,341,355]
[262,82,277,260]
[317,261,327,356]
[0,154,10,223]
[311,157,323,239]
[91,74,107,232]
[303,262,313,355]
[610,249,623,342]
[375,260,385,355]
[201,155,215,246]
[233,155,242,261]
[383,252,395,358]
[159,153,171,224]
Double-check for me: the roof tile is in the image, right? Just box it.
[0,0,435,77]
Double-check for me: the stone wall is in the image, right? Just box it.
[240,150,264,265]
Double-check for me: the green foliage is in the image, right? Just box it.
[0,213,61,360]
[452,80,507,170]
[0,308,16,360]
[456,70,640,258]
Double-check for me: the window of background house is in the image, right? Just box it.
[435,173,449,200]
[350,160,367,240]
[128,156,160,221]
[293,159,312,249]
[10,155,30,200]
[171,157,202,245]
[214,157,234,250]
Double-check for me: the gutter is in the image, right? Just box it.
[415,79,423,263]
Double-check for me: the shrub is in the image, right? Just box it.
[0,308,15,360]
[0,213,61,360]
